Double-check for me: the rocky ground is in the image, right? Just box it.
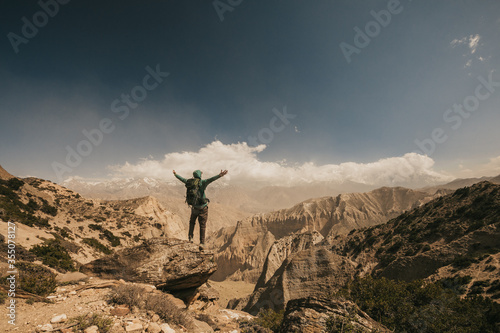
[1,273,255,333]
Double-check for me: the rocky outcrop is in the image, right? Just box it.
[232,245,357,315]
[210,223,276,282]
[255,230,324,289]
[80,238,217,292]
[280,297,391,333]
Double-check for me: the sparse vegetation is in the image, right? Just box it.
[108,284,190,327]
[487,280,500,297]
[439,275,472,295]
[0,236,36,262]
[470,280,490,295]
[239,308,284,333]
[100,229,121,247]
[338,182,500,275]
[0,191,50,228]
[40,199,57,216]
[54,226,73,240]
[82,237,112,254]
[108,284,144,308]
[29,239,76,272]
[89,223,103,231]
[338,276,500,332]
[484,264,496,272]
[0,290,7,305]
[4,178,24,190]
[451,255,477,270]
[325,311,366,333]
[69,313,113,333]
[89,224,121,246]
[16,262,57,296]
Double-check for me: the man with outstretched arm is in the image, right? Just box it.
[173,169,228,250]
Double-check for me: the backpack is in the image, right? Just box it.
[185,178,202,206]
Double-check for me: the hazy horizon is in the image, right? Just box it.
[1,1,499,187]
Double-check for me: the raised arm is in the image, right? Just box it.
[203,170,228,185]
[173,170,187,184]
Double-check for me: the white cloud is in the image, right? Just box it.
[450,36,468,48]
[109,141,453,188]
[468,34,480,54]
[450,34,481,53]
[450,34,483,69]
[451,34,482,56]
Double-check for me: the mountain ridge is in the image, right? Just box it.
[234,181,500,315]
[210,185,441,282]
[0,164,14,180]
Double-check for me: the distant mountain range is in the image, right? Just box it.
[61,176,378,214]
[419,175,498,193]
[62,173,500,212]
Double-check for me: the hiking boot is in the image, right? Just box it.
[199,244,205,251]
[188,237,193,243]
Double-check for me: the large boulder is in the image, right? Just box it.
[80,238,217,291]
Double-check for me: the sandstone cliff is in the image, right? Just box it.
[210,186,438,282]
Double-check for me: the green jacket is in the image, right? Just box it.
[175,170,221,209]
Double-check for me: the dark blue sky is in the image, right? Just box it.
[1,0,499,184]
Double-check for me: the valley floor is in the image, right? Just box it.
[208,280,255,309]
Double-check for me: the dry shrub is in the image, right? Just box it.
[144,293,190,326]
[17,262,56,296]
[107,284,145,308]
[69,313,113,333]
[108,284,190,327]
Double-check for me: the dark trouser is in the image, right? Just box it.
[188,206,208,244]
